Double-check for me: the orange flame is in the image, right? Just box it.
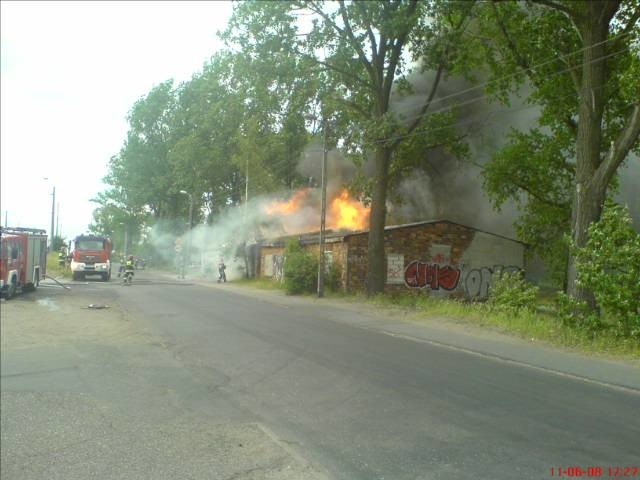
[264,188,370,233]
[264,189,311,215]
[328,190,370,230]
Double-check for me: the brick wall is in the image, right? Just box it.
[345,221,524,299]
[257,221,525,299]
[346,222,476,294]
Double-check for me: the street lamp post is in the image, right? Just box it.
[304,113,329,298]
[50,186,55,249]
[43,178,56,251]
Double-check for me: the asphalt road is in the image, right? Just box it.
[120,271,640,479]
[2,270,639,479]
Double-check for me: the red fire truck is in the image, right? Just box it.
[69,234,113,281]
[0,227,48,299]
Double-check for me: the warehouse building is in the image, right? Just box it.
[256,220,526,300]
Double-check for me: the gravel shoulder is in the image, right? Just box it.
[1,283,147,351]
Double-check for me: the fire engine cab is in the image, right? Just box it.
[0,227,48,299]
[69,234,112,281]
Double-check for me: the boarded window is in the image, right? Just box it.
[386,254,405,284]
[263,254,274,277]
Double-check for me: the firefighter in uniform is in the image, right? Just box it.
[218,258,226,283]
[124,255,135,282]
[58,246,67,267]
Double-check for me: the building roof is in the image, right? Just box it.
[345,219,526,245]
[256,219,526,247]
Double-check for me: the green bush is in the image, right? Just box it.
[488,271,539,313]
[555,291,604,334]
[573,201,640,338]
[283,240,318,295]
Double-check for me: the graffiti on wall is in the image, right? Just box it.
[386,254,405,284]
[273,255,284,282]
[404,262,461,290]
[463,265,520,298]
[404,261,521,298]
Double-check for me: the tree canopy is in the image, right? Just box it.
[476,0,639,296]
[94,0,639,313]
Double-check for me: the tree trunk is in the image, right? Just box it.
[366,146,392,296]
[565,1,616,307]
[566,182,605,307]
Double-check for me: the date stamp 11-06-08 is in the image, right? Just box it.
[550,467,639,478]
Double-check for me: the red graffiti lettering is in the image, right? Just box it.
[404,260,423,288]
[437,265,461,290]
[404,261,461,291]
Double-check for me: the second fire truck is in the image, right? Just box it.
[69,234,113,281]
[0,227,48,299]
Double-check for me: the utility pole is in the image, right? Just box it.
[56,202,60,238]
[50,186,56,251]
[317,119,328,298]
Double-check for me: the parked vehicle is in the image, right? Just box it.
[69,234,112,281]
[0,227,48,299]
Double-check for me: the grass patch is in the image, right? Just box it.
[238,278,639,360]
[365,292,639,359]
[233,277,286,291]
[46,252,70,279]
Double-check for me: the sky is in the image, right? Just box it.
[1,0,234,239]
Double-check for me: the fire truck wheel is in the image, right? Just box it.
[72,272,83,281]
[102,272,110,282]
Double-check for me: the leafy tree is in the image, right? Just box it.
[221,24,315,195]
[225,0,474,295]
[169,54,246,218]
[105,80,179,220]
[573,201,640,337]
[483,129,573,286]
[477,0,640,305]
[51,235,67,251]
[88,189,148,255]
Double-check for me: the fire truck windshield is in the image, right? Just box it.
[76,240,104,250]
